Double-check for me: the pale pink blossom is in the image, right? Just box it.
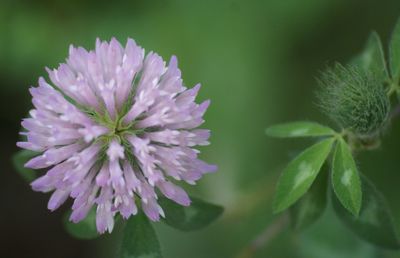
[17,38,216,233]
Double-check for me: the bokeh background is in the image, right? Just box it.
[2,0,400,257]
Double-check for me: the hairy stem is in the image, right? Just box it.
[235,214,289,258]
[390,102,400,120]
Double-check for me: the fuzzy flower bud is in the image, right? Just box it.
[318,64,390,137]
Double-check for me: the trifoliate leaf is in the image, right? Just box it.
[120,212,163,258]
[333,174,400,249]
[266,121,336,138]
[159,196,223,231]
[273,137,335,213]
[351,31,388,81]
[289,164,328,231]
[331,138,362,216]
[63,207,99,240]
[12,150,38,182]
[390,17,400,82]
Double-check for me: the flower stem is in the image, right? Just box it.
[390,102,400,120]
[235,214,289,258]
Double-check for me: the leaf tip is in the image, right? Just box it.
[272,197,289,214]
[265,127,274,137]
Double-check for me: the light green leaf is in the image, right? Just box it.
[289,164,328,231]
[390,17,400,82]
[333,174,400,249]
[120,212,162,258]
[332,138,362,216]
[351,31,388,80]
[266,122,335,138]
[12,150,38,182]
[273,137,335,213]
[63,208,99,240]
[159,196,223,231]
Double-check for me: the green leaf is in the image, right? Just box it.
[273,137,335,213]
[120,212,162,258]
[289,164,328,231]
[63,208,99,240]
[390,17,400,82]
[159,196,223,231]
[333,174,400,249]
[351,31,388,80]
[266,121,336,138]
[12,150,38,182]
[331,138,362,216]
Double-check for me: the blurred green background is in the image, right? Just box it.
[2,0,400,257]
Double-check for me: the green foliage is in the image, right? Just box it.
[318,64,390,137]
[390,17,400,83]
[332,175,400,249]
[265,121,335,138]
[298,209,378,258]
[351,31,389,81]
[63,208,99,240]
[12,150,38,182]
[267,13,400,256]
[331,138,362,216]
[289,165,328,230]
[159,196,223,231]
[120,212,163,258]
[273,137,335,213]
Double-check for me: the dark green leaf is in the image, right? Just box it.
[265,121,336,138]
[352,32,388,80]
[159,196,223,231]
[12,150,38,182]
[120,212,162,258]
[331,138,362,217]
[63,208,99,240]
[290,165,328,231]
[390,17,400,82]
[273,138,335,213]
[333,174,400,249]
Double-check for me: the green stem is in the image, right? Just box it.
[235,214,289,258]
[387,80,400,98]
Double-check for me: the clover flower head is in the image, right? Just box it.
[17,38,217,233]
